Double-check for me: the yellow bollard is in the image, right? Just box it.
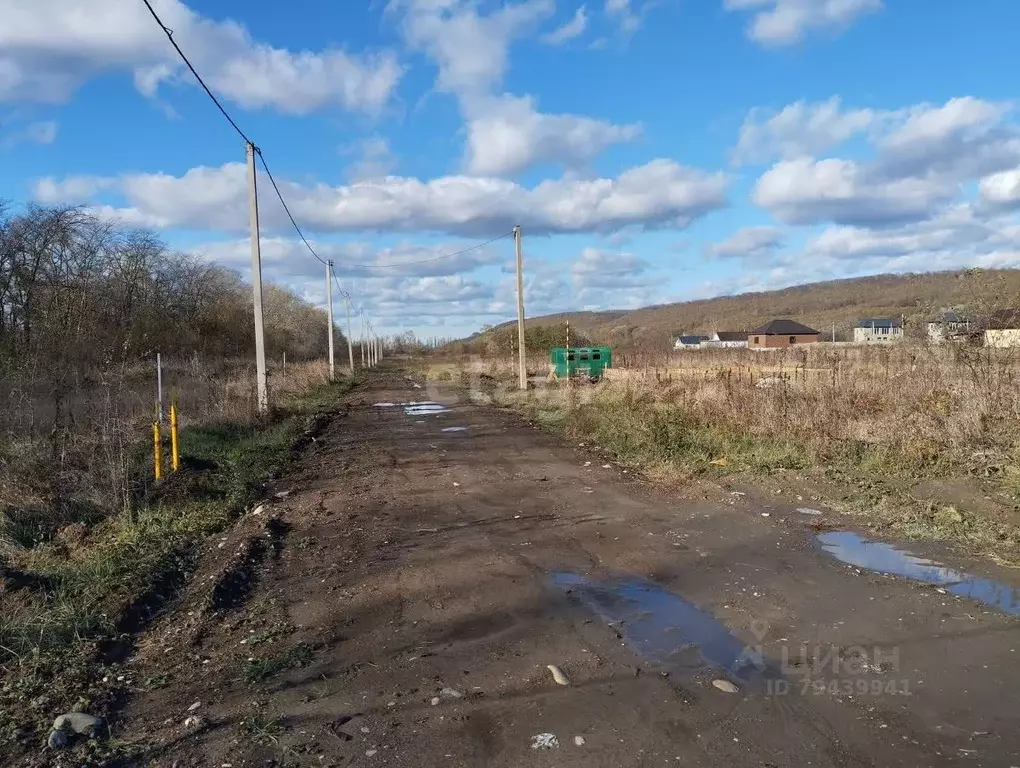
[170,404,180,472]
[153,421,163,481]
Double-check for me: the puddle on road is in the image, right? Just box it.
[373,401,451,416]
[817,531,1020,616]
[404,402,450,416]
[441,426,467,433]
[552,572,771,683]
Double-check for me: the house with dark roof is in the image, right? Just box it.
[673,334,710,350]
[854,318,903,344]
[926,311,971,343]
[985,308,1020,348]
[748,319,820,349]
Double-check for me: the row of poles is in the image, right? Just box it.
[246,142,385,416]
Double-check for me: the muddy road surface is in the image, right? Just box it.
[121,373,1020,767]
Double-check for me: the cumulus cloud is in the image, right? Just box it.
[745,97,1020,227]
[724,0,882,46]
[463,93,640,176]
[980,168,1020,210]
[388,0,552,97]
[0,0,402,114]
[753,156,957,226]
[389,0,637,177]
[571,246,653,289]
[35,158,729,237]
[706,226,784,258]
[542,5,588,44]
[733,97,878,164]
[875,97,1020,181]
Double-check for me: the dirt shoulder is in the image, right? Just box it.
[109,370,1020,767]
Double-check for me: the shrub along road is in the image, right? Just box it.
[115,371,1020,767]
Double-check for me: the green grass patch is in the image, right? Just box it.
[243,644,313,683]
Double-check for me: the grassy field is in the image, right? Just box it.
[0,364,355,763]
[419,344,1020,559]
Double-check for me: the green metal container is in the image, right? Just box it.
[551,347,612,380]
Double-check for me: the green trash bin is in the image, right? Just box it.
[551,347,612,381]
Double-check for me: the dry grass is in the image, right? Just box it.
[419,344,1020,556]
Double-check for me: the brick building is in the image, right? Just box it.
[748,319,820,349]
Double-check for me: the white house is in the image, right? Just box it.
[985,309,1020,348]
[854,318,903,344]
[702,331,749,349]
[673,334,709,350]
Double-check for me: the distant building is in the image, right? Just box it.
[985,309,1020,348]
[702,331,749,349]
[673,334,710,350]
[854,318,903,344]
[927,311,972,344]
[748,320,820,349]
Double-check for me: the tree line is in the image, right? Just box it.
[0,202,343,377]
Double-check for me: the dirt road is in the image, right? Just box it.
[120,373,1020,767]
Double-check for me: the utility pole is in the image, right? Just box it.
[832,322,836,343]
[514,224,527,390]
[326,260,335,381]
[360,314,366,367]
[246,141,269,415]
[345,296,355,374]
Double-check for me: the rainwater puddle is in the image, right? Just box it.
[441,426,467,433]
[552,572,771,683]
[404,402,450,416]
[373,401,451,416]
[817,531,1020,616]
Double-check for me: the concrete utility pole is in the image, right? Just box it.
[246,141,269,415]
[514,224,527,390]
[360,314,366,368]
[345,296,355,374]
[326,260,335,381]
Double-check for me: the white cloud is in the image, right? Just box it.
[753,156,956,226]
[980,168,1020,209]
[733,97,878,164]
[542,5,588,44]
[744,97,1020,227]
[463,93,640,176]
[725,0,882,46]
[36,158,729,237]
[706,226,784,258]
[605,0,642,35]
[571,246,653,289]
[388,0,553,97]
[0,0,402,114]
[34,174,115,202]
[875,97,1020,181]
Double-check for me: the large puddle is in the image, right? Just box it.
[817,531,1020,615]
[552,572,771,683]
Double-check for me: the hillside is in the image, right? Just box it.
[479,270,1020,351]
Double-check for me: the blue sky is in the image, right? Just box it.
[5,0,1020,338]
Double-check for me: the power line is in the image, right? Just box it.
[334,232,513,271]
[141,0,327,270]
[142,0,511,301]
[257,149,328,266]
[140,0,253,146]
